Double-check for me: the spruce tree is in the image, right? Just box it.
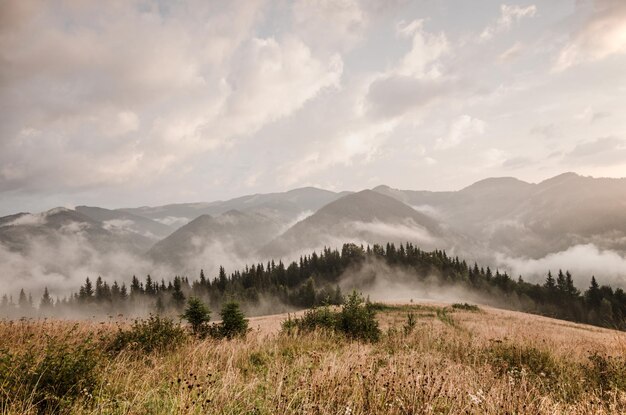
[40,287,53,310]
[171,277,185,309]
[182,297,211,335]
[219,300,248,339]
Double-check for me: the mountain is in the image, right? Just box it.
[0,207,155,254]
[261,190,444,258]
[374,173,626,258]
[147,210,284,270]
[118,187,347,227]
[76,206,174,241]
[3,172,626,290]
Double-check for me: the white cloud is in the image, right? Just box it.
[498,41,524,62]
[216,36,344,141]
[436,115,486,150]
[279,119,398,186]
[498,244,626,287]
[554,0,626,71]
[350,219,439,244]
[396,19,450,79]
[1,213,47,227]
[480,4,537,41]
[293,0,367,53]
[483,148,507,168]
[0,1,342,195]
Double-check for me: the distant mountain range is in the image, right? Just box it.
[2,173,626,290]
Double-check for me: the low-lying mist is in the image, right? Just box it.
[339,258,510,310]
[496,243,626,288]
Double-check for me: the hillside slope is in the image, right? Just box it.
[261,190,444,257]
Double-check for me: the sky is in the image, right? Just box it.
[1,0,626,215]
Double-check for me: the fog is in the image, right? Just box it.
[496,243,626,288]
[339,258,492,306]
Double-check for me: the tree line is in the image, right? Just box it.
[1,242,625,329]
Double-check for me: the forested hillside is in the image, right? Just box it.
[2,242,625,330]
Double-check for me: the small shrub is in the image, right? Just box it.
[338,291,380,342]
[181,297,211,335]
[199,300,249,340]
[108,314,187,354]
[452,303,480,312]
[282,306,337,334]
[403,312,417,335]
[0,329,99,412]
[489,343,559,380]
[282,291,381,342]
[585,352,626,392]
[436,308,456,327]
[219,301,249,339]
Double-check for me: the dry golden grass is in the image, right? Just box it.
[1,304,625,414]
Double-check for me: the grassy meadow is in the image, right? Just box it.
[1,303,625,414]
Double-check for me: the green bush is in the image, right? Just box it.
[403,312,417,335]
[219,301,249,339]
[0,329,99,413]
[282,306,337,334]
[282,291,380,342]
[198,300,249,340]
[452,303,480,312]
[488,343,559,381]
[108,314,187,354]
[181,297,211,335]
[338,291,380,342]
[585,352,626,392]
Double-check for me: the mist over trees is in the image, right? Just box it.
[1,242,625,330]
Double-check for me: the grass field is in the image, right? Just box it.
[1,303,625,414]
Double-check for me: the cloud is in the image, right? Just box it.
[564,136,626,166]
[349,219,439,245]
[554,0,626,71]
[154,217,190,227]
[278,119,398,185]
[435,115,486,150]
[497,244,626,288]
[292,0,368,53]
[0,213,47,227]
[215,36,343,141]
[502,156,533,169]
[363,19,458,120]
[575,106,612,123]
[396,19,450,78]
[480,4,537,41]
[498,41,524,62]
[0,1,342,195]
[365,76,453,119]
[482,148,507,168]
[529,123,557,139]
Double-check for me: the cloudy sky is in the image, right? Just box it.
[1,0,625,215]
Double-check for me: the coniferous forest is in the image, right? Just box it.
[2,242,625,330]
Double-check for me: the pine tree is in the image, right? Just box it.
[145,275,155,295]
[216,266,227,292]
[40,287,53,310]
[171,277,185,309]
[95,276,105,302]
[565,271,579,297]
[585,276,602,309]
[219,300,248,339]
[79,277,94,302]
[18,289,28,309]
[130,275,142,296]
[182,297,211,335]
[557,270,567,293]
[544,271,556,293]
